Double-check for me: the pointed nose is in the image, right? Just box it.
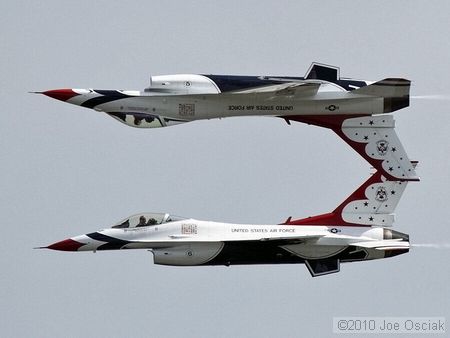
[47,238,85,251]
[42,89,80,102]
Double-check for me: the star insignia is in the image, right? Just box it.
[369,120,374,125]
[369,216,374,221]
[388,167,393,172]
[364,136,369,140]
[391,147,396,152]
[364,202,369,207]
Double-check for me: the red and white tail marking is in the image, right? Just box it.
[284,163,417,227]
[286,115,419,181]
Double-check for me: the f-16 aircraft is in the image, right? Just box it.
[37,63,418,181]
[42,165,415,277]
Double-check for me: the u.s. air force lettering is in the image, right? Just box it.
[227,105,293,111]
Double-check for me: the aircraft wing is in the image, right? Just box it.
[218,234,324,244]
[258,234,324,245]
[129,234,324,244]
[229,82,321,97]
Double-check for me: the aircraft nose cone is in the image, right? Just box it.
[47,238,84,251]
[42,89,80,102]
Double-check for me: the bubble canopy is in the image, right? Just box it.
[111,212,187,229]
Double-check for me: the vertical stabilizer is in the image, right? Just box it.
[285,115,419,181]
[284,163,417,227]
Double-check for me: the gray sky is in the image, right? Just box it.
[1,1,449,337]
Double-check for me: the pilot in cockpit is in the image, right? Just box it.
[147,218,158,226]
[136,216,147,227]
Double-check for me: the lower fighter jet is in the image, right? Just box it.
[42,165,415,277]
[37,63,418,181]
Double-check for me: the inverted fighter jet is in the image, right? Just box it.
[37,63,418,181]
[42,165,415,277]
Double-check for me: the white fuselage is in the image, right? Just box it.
[72,219,401,251]
[75,221,370,247]
[64,76,382,129]
[59,218,408,268]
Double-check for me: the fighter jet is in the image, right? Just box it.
[38,63,418,181]
[42,165,415,277]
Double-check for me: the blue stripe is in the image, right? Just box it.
[81,90,130,109]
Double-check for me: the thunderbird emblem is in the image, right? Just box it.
[375,187,388,202]
[376,140,389,156]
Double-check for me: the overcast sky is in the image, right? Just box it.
[1,1,449,337]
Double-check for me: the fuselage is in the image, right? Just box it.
[46,213,409,269]
[41,73,390,129]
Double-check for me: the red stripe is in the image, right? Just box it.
[42,89,80,102]
[47,238,84,251]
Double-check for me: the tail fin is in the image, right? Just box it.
[351,78,410,113]
[284,163,417,227]
[285,114,419,181]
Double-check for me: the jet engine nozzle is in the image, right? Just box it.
[384,247,409,258]
[383,229,409,242]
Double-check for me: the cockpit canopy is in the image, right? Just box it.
[111,212,186,229]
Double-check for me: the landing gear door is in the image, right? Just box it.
[305,258,340,277]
